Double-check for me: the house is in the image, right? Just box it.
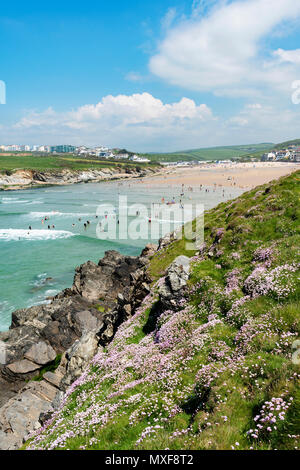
[291,151,300,162]
[130,155,150,163]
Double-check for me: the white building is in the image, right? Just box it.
[130,155,150,163]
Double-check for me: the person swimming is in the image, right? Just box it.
[28,226,32,230]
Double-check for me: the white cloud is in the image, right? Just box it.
[161,7,177,30]
[274,48,300,64]
[8,93,215,151]
[125,71,143,82]
[3,90,300,150]
[246,103,262,109]
[5,91,300,151]
[149,0,300,96]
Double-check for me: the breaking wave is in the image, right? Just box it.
[0,229,77,241]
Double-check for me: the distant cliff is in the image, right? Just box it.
[0,167,158,191]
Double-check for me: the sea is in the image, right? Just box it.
[0,179,243,331]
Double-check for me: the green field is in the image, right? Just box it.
[140,143,274,162]
[273,139,300,150]
[0,153,159,173]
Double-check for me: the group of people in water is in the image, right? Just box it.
[25,181,233,234]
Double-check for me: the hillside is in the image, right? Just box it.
[25,170,300,451]
[273,139,300,150]
[0,153,158,173]
[140,143,274,162]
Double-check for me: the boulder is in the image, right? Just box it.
[24,341,56,365]
[140,243,158,258]
[6,359,40,375]
[0,340,7,365]
[158,255,191,309]
[0,380,57,450]
[43,371,63,388]
[59,332,100,390]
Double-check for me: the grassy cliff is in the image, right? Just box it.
[140,143,274,162]
[0,153,159,173]
[25,170,300,450]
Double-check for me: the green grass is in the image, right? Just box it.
[140,143,274,162]
[0,153,159,173]
[23,169,300,451]
[30,354,62,382]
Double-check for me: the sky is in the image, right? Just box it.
[1,0,300,152]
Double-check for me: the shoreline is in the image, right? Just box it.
[1,162,298,192]
[0,167,163,191]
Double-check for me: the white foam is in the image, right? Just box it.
[0,229,76,241]
[27,211,94,219]
[1,198,30,204]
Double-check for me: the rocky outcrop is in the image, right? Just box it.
[0,380,57,450]
[62,250,149,308]
[0,167,158,191]
[58,332,100,390]
[158,255,191,310]
[0,248,153,449]
[24,341,56,365]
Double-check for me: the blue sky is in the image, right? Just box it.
[1,0,300,151]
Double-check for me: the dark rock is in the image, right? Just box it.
[0,248,154,448]
[140,243,158,258]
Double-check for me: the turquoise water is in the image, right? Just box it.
[0,180,243,331]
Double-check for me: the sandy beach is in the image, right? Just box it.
[139,162,299,190]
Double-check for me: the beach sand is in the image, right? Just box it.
[140,162,299,190]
